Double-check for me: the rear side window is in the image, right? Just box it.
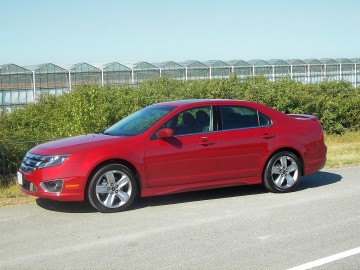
[219,106,271,130]
[259,112,272,126]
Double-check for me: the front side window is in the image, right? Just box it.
[220,106,271,130]
[162,106,213,136]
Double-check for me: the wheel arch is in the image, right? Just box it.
[262,147,305,179]
[85,158,142,198]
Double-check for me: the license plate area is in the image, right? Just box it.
[17,172,23,185]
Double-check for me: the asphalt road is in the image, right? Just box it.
[0,166,359,270]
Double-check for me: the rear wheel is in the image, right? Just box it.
[87,164,137,213]
[263,151,301,193]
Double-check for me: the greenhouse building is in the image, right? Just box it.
[0,58,359,111]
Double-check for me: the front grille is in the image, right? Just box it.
[20,152,43,173]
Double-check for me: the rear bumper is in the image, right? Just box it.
[304,145,327,176]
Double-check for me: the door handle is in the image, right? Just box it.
[261,133,276,139]
[199,141,216,146]
[199,137,215,146]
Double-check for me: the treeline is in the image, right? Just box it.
[0,76,359,178]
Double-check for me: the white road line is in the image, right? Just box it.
[0,215,31,222]
[287,247,360,270]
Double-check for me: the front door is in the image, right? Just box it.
[144,106,218,188]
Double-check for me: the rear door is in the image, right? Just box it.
[217,105,276,181]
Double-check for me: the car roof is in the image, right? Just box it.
[154,99,251,107]
[153,99,287,120]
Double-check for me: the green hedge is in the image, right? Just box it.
[0,76,359,179]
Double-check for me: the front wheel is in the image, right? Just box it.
[263,151,301,193]
[87,164,138,213]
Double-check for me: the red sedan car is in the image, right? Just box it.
[18,99,326,212]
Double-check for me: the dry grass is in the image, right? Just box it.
[0,183,35,207]
[0,131,359,207]
[325,131,360,168]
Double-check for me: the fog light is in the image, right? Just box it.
[40,180,64,193]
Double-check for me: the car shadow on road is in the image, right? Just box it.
[36,198,97,213]
[133,184,266,210]
[133,170,342,210]
[296,170,342,191]
[35,185,266,213]
[35,170,342,213]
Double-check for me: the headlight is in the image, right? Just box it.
[36,155,69,169]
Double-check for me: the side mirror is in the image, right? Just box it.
[157,128,174,139]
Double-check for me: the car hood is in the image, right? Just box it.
[29,134,132,156]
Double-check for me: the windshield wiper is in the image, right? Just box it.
[98,130,112,136]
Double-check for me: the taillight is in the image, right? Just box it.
[319,123,325,142]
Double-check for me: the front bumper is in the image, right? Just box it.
[18,170,86,201]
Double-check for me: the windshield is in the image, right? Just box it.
[104,105,175,136]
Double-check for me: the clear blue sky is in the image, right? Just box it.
[1,0,359,66]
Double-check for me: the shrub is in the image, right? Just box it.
[0,77,359,180]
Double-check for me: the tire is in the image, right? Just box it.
[87,164,138,213]
[263,151,301,193]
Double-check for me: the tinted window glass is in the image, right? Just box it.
[162,106,212,136]
[220,106,259,130]
[104,105,175,136]
[259,112,272,126]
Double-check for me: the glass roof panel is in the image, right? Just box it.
[179,60,208,68]
[227,60,251,67]
[267,59,289,66]
[336,58,353,64]
[130,62,158,70]
[286,59,306,65]
[34,63,68,73]
[320,58,339,65]
[350,58,360,64]
[0,64,32,75]
[303,59,323,65]
[70,63,101,72]
[204,60,229,68]
[153,61,184,69]
[103,62,131,72]
[248,59,271,66]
